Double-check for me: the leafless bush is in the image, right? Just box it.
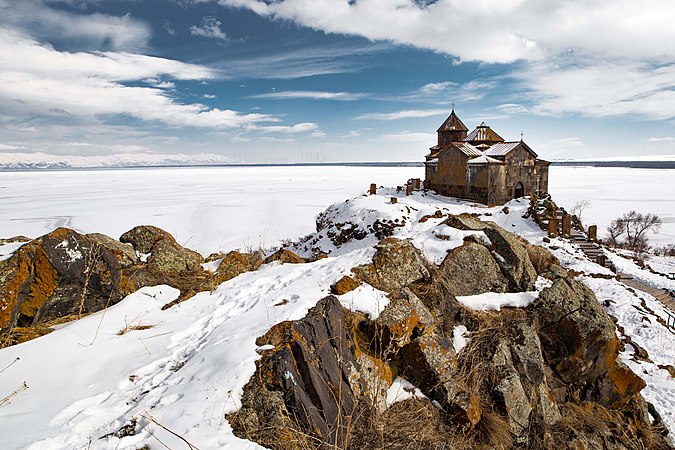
[605,211,662,257]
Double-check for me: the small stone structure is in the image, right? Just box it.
[424,109,549,206]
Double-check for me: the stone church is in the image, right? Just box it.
[424,110,549,206]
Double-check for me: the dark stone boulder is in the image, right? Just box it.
[227,296,368,448]
[146,238,203,274]
[527,244,559,275]
[482,226,538,292]
[86,233,138,268]
[529,277,618,385]
[444,213,488,231]
[438,241,508,296]
[263,249,306,265]
[119,225,172,254]
[0,228,126,332]
[212,251,262,285]
[352,238,429,292]
[330,275,361,295]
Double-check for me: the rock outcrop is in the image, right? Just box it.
[351,238,429,292]
[438,241,508,296]
[230,218,672,450]
[0,228,129,337]
[1,226,225,344]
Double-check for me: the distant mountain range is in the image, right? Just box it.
[1,152,674,169]
[0,152,234,169]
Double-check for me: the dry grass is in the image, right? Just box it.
[117,323,155,336]
[550,401,672,450]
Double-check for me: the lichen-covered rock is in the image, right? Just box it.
[0,228,124,332]
[438,241,508,296]
[444,213,488,231]
[527,244,559,275]
[119,225,173,254]
[86,233,138,267]
[590,360,646,409]
[147,238,203,274]
[228,296,368,448]
[0,236,31,245]
[482,226,538,292]
[376,289,434,348]
[330,275,361,295]
[529,277,618,385]
[263,249,306,265]
[491,320,561,440]
[352,238,429,292]
[213,251,262,285]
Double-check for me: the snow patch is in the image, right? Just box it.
[337,284,390,319]
[386,377,427,407]
[452,325,469,352]
[457,291,539,311]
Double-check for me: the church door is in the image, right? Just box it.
[514,182,524,199]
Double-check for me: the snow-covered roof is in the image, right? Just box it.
[467,155,504,164]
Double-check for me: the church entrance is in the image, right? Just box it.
[514,182,524,199]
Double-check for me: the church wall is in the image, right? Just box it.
[503,147,537,199]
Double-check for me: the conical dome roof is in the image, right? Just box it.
[464,122,504,144]
[437,110,469,133]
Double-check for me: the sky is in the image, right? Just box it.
[1,0,675,163]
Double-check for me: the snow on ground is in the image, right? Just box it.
[1,166,674,448]
[605,249,675,291]
[336,282,389,319]
[549,166,675,246]
[452,325,469,352]
[583,275,675,435]
[0,242,26,261]
[0,247,375,450]
[289,187,538,263]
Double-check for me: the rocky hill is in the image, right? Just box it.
[0,189,673,449]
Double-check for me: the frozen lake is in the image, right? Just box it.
[0,165,673,254]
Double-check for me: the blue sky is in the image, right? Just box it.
[1,0,675,163]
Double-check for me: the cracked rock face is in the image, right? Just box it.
[351,238,429,292]
[0,228,125,332]
[438,241,508,296]
[227,296,369,448]
[529,277,618,385]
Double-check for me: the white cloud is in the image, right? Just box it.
[216,43,387,79]
[1,1,151,51]
[250,90,367,101]
[203,94,217,99]
[257,122,320,134]
[218,0,675,65]
[218,0,675,120]
[522,61,675,120]
[356,109,448,121]
[647,137,675,143]
[190,16,229,41]
[394,80,498,104]
[0,27,276,129]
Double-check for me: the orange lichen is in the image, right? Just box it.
[20,246,58,321]
[0,245,36,329]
